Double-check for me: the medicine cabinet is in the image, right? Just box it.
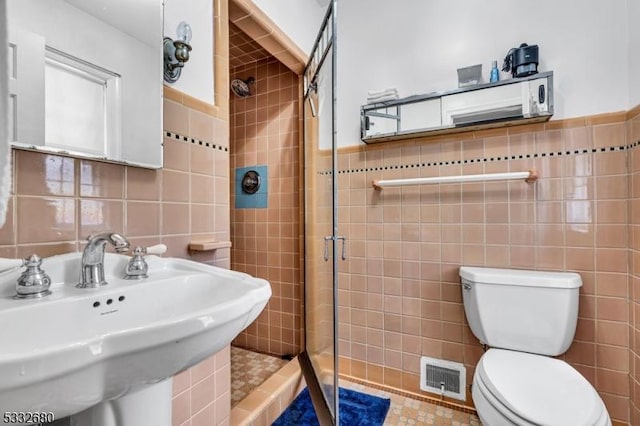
[7,0,163,168]
[361,71,554,144]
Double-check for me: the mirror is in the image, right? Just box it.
[7,0,163,168]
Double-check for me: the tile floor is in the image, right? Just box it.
[230,347,480,424]
[231,346,288,406]
[340,380,481,426]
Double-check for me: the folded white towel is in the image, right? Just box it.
[367,88,398,98]
[367,94,399,104]
[0,1,10,228]
[368,92,398,100]
[367,88,399,104]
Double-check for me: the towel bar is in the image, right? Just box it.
[372,169,537,190]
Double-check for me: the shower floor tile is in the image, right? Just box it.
[340,380,481,426]
[231,346,288,406]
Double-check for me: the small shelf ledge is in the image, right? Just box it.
[188,241,232,252]
[361,71,554,144]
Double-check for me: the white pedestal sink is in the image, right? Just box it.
[0,253,271,425]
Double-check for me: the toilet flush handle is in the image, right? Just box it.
[462,282,472,291]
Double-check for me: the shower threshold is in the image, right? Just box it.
[231,346,289,406]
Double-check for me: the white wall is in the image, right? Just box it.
[629,0,640,108]
[164,0,214,105]
[336,0,630,146]
[252,0,327,55]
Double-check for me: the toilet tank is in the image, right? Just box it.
[459,267,582,356]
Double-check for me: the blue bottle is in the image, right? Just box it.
[490,60,500,83]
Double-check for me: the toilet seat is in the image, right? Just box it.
[474,349,610,426]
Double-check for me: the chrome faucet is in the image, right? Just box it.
[124,244,167,280]
[78,233,130,288]
[15,254,52,299]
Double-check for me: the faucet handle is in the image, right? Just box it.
[124,247,148,280]
[15,254,52,299]
[123,244,166,280]
[145,244,167,255]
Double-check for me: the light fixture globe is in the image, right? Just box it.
[176,21,192,43]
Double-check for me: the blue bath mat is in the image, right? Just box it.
[272,387,390,425]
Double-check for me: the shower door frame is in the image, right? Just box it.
[300,1,339,425]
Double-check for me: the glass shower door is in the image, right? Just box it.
[300,2,339,424]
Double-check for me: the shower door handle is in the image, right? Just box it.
[323,236,332,262]
[336,236,347,261]
[323,236,347,261]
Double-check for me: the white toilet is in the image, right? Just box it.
[459,266,611,426]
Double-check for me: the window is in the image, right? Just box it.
[44,47,120,157]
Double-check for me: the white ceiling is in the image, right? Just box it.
[64,0,161,48]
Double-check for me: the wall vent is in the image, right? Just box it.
[420,356,466,401]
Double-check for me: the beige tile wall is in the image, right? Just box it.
[335,118,634,423]
[229,56,302,357]
[0,97,232,426]
[629,110,640,425]
[172,348,231,426]
[0,99,230,266]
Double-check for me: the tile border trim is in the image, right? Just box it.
[164,130,229,152]
[320,141,638,176]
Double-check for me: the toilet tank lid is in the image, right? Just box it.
[459,267,582,289]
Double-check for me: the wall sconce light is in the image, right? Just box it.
[163,21,193,83]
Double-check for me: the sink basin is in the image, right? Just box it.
[0,252,271,422]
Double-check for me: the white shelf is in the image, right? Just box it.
[361,71,554,144]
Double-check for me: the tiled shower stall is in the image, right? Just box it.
[229,27,303,358]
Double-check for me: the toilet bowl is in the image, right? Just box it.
[459,267,612,426]
[472,349,610,426]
